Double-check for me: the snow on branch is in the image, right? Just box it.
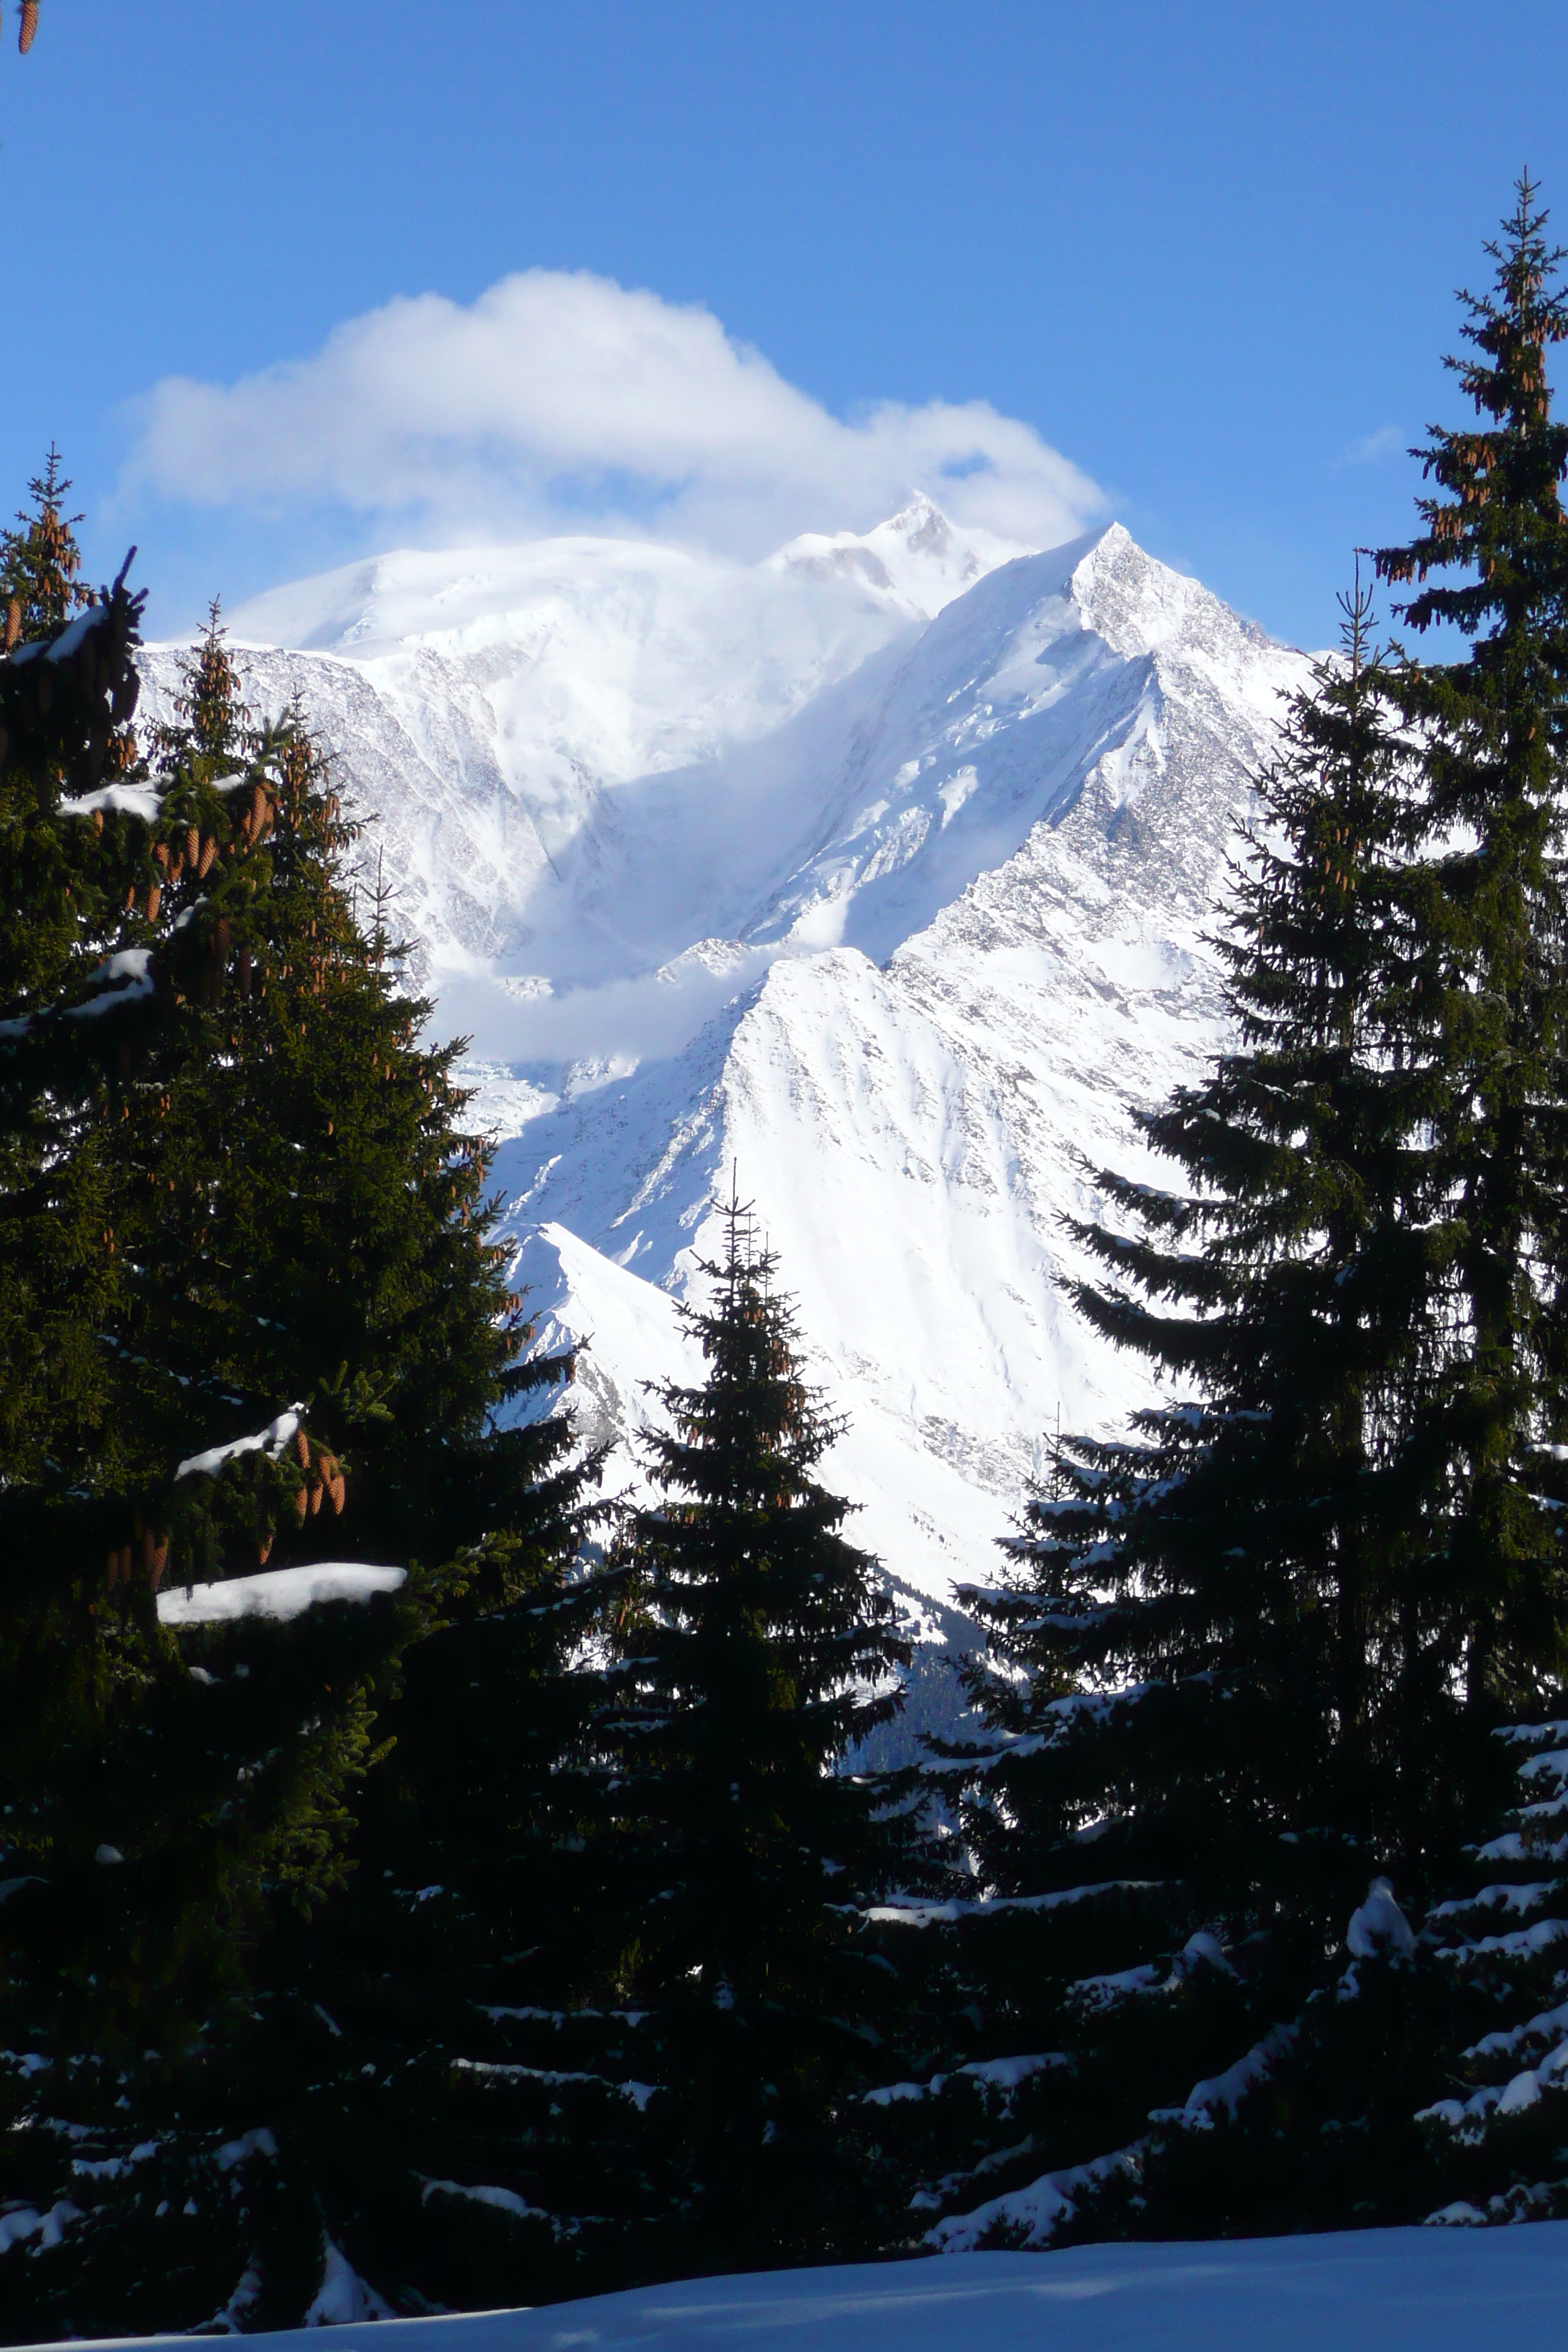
[157,1565,405,1627]
[866,1879,1155,1928]
[176,1407,302,1482]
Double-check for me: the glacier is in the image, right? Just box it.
[138,500,1311,1625]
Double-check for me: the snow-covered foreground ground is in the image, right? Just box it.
[45,2230,1568,2352]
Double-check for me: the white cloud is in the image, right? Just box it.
[436,950,783,1073]
[1342,424,1406,465]
[125,269,1101,557]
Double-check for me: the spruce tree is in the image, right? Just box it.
[1414,1705,1568,2225]
[0,458,158,1504]
[578,1199,914,2277]
[865,586,1442,2250]
[0,451,84,641]
[1370,173,1568,1736]
[352,1201,916,2304]
[0,494,167,1999]
[0,546,587,2337]
[0,552,412,2340]
[881,182,1568,2254]
[251,1515,613,2321]
[183,1205,908,2318]
[117,608,543,1582]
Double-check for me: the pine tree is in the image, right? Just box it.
[0,489,162,1927]
[0,512,319,2340]
[879,182,1568,2256]
[0,553,411,2340]
[251,1512,614,2322]
[173,1205,908,2318]
[0,456,154,1501]
[1415,1705,1568,2225]
[1368,173,1568,1736]
[59,605,549,1584]
[0,559,589,2337]
[0,449,84,641]
[863,588,1444,2251]
[369,1201,917,2302]
[1028,581,1445,1891]
[562,1198,916,2278]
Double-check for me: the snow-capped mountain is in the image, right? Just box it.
[178,497,1027,981]
[139,506,1310,1618]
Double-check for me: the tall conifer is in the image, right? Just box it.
[885,182,1568,2252]
[1,553,587,2338]
[119,611,543,1580]
[371,1202,918,2302]
[1369,174,1568,1733]
[867,589,1440,2249]
[585,1199,913,2274]
[195,1207,905,2316]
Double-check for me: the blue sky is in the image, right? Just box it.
[7,0,1567,644]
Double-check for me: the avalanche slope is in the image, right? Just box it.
[138,508,1310,1618]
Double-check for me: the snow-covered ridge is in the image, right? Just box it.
[137,508,1309,1611]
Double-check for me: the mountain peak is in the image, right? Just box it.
[882,490,953,549]
[766,497,1033,621]
[1064,521,1276,663]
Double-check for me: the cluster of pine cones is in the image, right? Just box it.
[105,1521,170,1591]
[293,1425,347,1523]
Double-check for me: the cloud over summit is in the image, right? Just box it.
[127,269,1101,557]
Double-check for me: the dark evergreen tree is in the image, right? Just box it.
[0,467,137,1504]
[252,1512,614,2322]
[576,1198,916,2279]
[0,491,174,2040]
[1414,1702,1568,2225]
[0,449,83,641]
[1,538,589,2337]
[881,181,1568,2255]
[148,1202,908,2320]
[1369,174,1568,1737]
[865,586,1439,2251]
[115,608,546,1581]
[346,1199,919,2306]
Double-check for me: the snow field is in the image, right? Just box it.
[39,2228,1568,2352]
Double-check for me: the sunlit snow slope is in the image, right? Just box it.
[140,505,1308,1612]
